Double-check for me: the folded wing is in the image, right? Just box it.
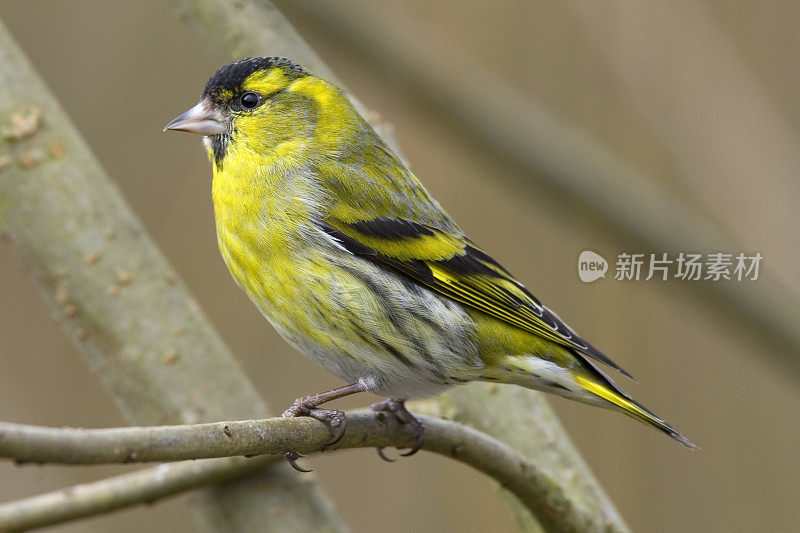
[319,215,632,379]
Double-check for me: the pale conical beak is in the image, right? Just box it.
[164,99,227,135]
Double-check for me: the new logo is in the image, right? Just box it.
[578,251,608,283]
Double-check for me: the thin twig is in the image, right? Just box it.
[0,411,604,532]
[0,457,271,532]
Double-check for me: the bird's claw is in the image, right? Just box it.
[375,447,396,462]
[371,398,425,460]
[399,437,424,457]
[285,451,313,473]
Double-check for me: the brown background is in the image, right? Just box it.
[1,1,798,532]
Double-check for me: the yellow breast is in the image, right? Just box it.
[210,139,315,311]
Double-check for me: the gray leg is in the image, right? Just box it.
[282,382,367,472]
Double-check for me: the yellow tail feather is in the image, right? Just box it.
[575,376,697,448]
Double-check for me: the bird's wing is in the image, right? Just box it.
[318,215,631,378]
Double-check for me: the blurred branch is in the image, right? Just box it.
[171,0,335,80]
[277,0,800,367]
[0,18,344,533]
[427,385,628,532]
[0,456,273,532]
[0,410,617,533]
[169,1,630,531]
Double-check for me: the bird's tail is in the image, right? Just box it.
[485,353,697,448]
[573,374,697,449]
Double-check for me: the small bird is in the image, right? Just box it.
[165,57,695,468]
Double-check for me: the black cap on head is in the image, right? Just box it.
[202,57,308,98]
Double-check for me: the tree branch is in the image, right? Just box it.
[428,386,628,531]
[0,457,272,532]
[0,17,342,532]
[0,413,413,465]
[0,411,609,532]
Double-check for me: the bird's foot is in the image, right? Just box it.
[282,401,348,446]
[281,400,348,472]
[371,398,425,461]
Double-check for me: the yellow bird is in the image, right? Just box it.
[166,57,695,469]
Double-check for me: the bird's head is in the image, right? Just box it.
[165,57,351,168]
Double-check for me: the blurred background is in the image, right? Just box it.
[0,1,798,531]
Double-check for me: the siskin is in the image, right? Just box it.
[166,57,695,468]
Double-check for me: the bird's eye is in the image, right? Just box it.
[240,92,261,109]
